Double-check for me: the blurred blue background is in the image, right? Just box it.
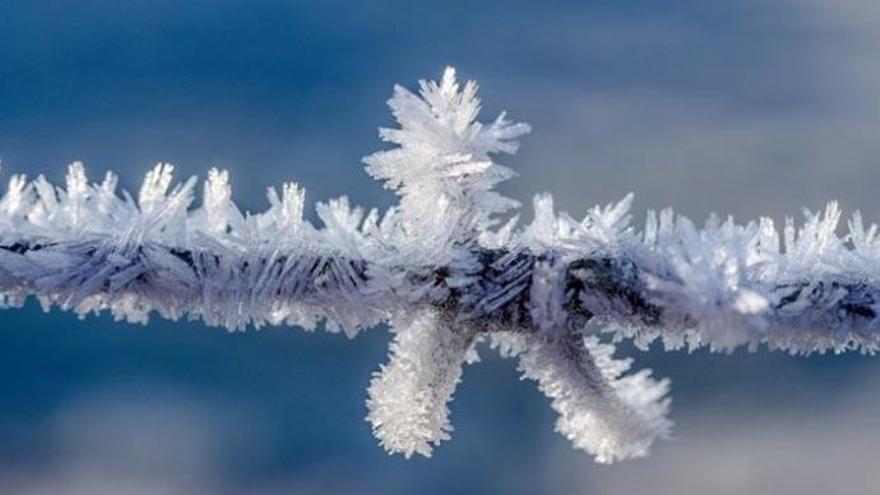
[2,1,880,493]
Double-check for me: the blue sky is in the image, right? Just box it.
[2,1,880,493]
[5,0,879,218]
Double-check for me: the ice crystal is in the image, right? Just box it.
[366,308,477,458]
[1,67,877,463]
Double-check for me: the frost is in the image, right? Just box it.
[507,333,671,463]
[1,67,877,463]
[366,308,475,458]
[363,67,530,260]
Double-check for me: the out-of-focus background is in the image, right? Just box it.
[2,1,880,493]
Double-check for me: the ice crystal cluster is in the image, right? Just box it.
[1,68,878,463]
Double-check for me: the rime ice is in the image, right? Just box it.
[1,67,877,463]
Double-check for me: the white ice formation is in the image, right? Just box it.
[2,67,876,462]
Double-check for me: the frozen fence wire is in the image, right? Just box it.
[0,67,877,462]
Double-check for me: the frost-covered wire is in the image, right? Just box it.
[0,67,877,463]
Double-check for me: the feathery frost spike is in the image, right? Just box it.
[2,67,879,463]
[501,333,671,463]
[366,309,476,458]
[363,66,531,251]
